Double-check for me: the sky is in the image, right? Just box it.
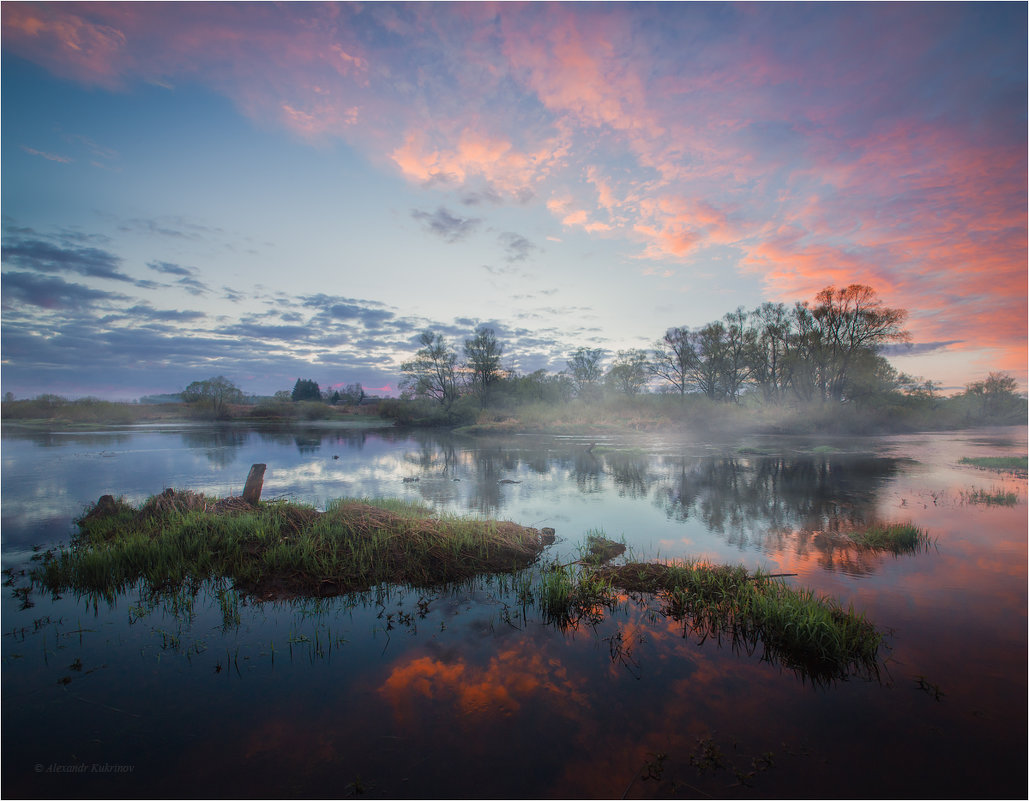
[1,2,1026,400]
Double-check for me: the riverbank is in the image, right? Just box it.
[5,391,1024,437]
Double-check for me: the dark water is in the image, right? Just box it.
[2,422,1026,799]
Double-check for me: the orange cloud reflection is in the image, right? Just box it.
[379,643,589,728]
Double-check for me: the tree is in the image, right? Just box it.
[809,285,909,402]
[338,382,365,406]
[291,378,322,402]
[650,323,736,401]
[182,376,243,418]
[651,328,692,396]
[718,308,756,402]
[566,347,605,401]
[687,322,728,400]
[898,374,942,408]
[400,331,458,407]
[606,349,651,396]
[783,301,822,402]
[964,372,1023,420]
[503,369,573,404]
[749,302,796,402]
[464,327,504,407]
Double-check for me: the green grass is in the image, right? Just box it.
[578,533,627,566]
[960,487,1020,506]
[31,490,885,683]
[31,491,551,603]
[535,558,884,683]
[959,456,1028,472]
[847,522,932,553]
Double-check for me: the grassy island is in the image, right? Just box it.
[34,492,553,601]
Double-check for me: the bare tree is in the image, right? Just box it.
[750,302,796,401]
[464,327,504,408]
[400,331,458,407]
[651,327,692,396]
[719,308,756,402]
[810,285,909,402]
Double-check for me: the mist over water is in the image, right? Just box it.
[2,423,1025,798]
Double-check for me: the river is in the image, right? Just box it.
[2,422,1025,798]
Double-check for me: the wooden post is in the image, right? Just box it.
[242,463,266,505]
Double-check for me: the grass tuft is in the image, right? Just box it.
[846,522,933,554]
[960,487,1020,506]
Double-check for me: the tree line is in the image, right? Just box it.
[400,285,913,405]
[159,283,1021,427]
[393,284,1022,426]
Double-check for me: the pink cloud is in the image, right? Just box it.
[3,3,1023,380]
[390,127,560,198]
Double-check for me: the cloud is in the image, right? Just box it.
[147,260,194,277]
[20,145,73,163]
[880,341,963,357]
[118,216,224,241]
[66,132,118,163]
[1,270,129,310]
[121,304,207,323]
[143,260,210,295]
[498,232,538,263]
[2,3,1025,389]
[300,294,396,329]
[411,207,482,243]
[217,322,314,342]
[1,234,133,282]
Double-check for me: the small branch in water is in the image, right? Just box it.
[747,573,797,580]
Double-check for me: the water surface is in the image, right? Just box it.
[2,423,1026,798]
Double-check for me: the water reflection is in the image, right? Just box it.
[1,425,1026,800]
[658,455,902,531]
[181,428,249,467]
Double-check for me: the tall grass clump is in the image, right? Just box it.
[847,522,932,554]
[592,560,881,682]
[530,562,616,626]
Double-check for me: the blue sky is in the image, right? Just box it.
[2,2,1025,399]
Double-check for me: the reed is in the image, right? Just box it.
[960,487,1020,506]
